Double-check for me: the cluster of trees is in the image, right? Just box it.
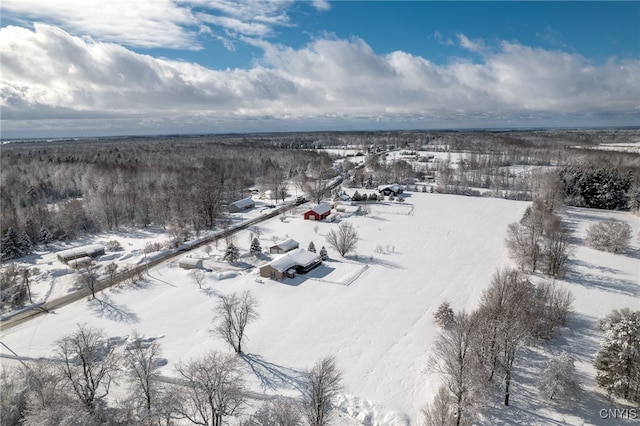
[0,136,335,250]
[506,199,572,278]
[424,268,574,425]
[1,228,35,261]
[559,166,633,210]
[1,290,345,425]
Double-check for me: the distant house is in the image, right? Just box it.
[57,244,106,265]
[378,184,404,197]
[228,197,255,213]
[269,238,299,254]
[259,248,322,280]
[303,203,332,221]
[179,257,203,269]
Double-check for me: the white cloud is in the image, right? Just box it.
[0,0,299,49]
[311,0,332,12]
[457,33,487,54]
[1,25,638,137]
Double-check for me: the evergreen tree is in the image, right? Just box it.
[250,237,262,257]
[39,226,53,245]
[1,228,21,261]
[224,243,240,263]
[319,246,328,261]
[308,241,316,253]
[595,309,640,403]
[17,231,33,257]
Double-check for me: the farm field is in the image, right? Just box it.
[1,191,639,425]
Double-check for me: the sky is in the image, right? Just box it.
[1,1,639,139]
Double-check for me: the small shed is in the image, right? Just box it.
[179,257,203,269]
[260,248,322,280]
[269,238,299,254]
[229,197,255,213]
[57,244,106,264]
[303,203,332,221]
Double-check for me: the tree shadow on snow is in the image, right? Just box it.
[89,294,139,324]
[240,353,306,392]
[564,259,639,297]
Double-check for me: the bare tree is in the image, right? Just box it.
[505,200,549,272]
[302,356,343,426]
[542,215,572,278]
[78,263,99,299]
[105,262,118,283]
[1,366,27,425]
[325,221,358,257]
[303,174,329,204]
[55,324,121,413]
[533,280,574,340]
[214,291,259,354]
[176,351,246,426]
[17,359,93,426]
[244,396,303,426]
[475,269,536,406]
[124,331,165,424]
[191,269,206,289]
[1,263,28,309]
[429,311,482,426]
[422,385,455,426]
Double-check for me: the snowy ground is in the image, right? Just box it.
[1,191,639,425]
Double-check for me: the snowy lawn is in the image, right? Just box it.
[1,194,638,425]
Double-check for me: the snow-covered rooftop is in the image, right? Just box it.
[56,244,105,260]
[309,203,331,215]
[230,197,255,208]
[270,238,299,252]
[267,248,321,272]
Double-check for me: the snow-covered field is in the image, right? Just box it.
[1,191,639,425]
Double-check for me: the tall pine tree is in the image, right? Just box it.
[1,228,21,261]
[250,238,261,257]
[595,309,640,403]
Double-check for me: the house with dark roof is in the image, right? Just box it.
[303,203,332,221]
[259,248,322,280]
[377,184,404,197]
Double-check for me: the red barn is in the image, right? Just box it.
[303,203,331,220]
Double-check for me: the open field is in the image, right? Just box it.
[1,189,639,425]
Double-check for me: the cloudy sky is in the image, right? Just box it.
[1,1,639,138]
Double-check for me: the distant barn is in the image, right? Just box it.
[303,203,332,221]
[57,244,105,265]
